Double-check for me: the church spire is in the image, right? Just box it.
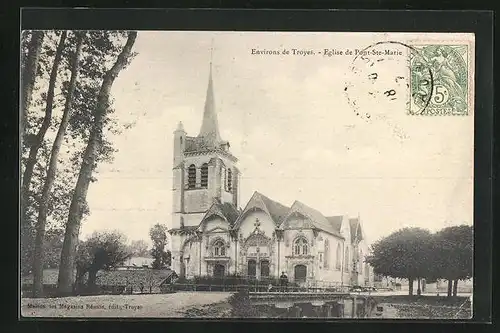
[198,42,222,145]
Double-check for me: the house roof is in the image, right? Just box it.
[95,269,177,288]
[349,218,363,243]
[284,201,344,238]
[21,268,73,285]
[123,256,154,267]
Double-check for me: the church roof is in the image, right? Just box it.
[349,217,363,243]
[197,65,222,146]
[285,201,344,238]
[202,200,240,226]
[257,192,290,225]
[326,215,344,233]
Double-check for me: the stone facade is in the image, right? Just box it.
[168,66,374,287]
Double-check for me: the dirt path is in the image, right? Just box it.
[21,292,234,318]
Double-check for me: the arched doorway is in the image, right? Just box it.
[247,259,256,278]
[294,264,307,283]
[213,263,225,278]
[260,260,270,278]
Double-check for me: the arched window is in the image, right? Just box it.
[200,163,208,188]
[214,240,225,257]
[344,247,350,272]
[188,164,196,189]
[336,243,342,270]
[294,237,308,256]
[324,239,329,268]
[227,169,232,192]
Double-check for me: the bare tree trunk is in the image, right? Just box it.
[408,277,414,296]
[417,278,421,296]
[32,32,84,298]
[57,32,137,295]
[21,31,67,228]
[447,279,453,297]
[452,279,458,297]
[21,31,44,132]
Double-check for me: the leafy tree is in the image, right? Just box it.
[20,31,44,143]
[128,240,150,257]
[32,31,84,298]
[20,30,138,286]
[58,31,138,295]
[432,225,473,297]
[42,228,65,269]
[365,227,433,296]
[21,31,67,232]
[149,224,171,269]
[75,230,132,291]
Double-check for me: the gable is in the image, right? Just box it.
[233,191,290,230]
[282,201,344,238]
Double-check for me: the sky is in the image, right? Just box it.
[80,31,474,246]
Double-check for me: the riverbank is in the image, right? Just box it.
[370,295,471,319]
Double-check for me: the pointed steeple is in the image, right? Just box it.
[198,46,222,145]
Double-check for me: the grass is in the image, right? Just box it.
[372,295,471,319]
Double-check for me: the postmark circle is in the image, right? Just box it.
[344,41,435,120]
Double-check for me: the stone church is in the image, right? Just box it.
[168,66,374,287]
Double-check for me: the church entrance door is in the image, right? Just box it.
[260,260,270,278]
[213,263,225,278]
[294,265,307,283]
[248,259,257,278]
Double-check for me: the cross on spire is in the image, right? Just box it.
[210,38,214,67]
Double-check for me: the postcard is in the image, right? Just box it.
[20,30,474,319]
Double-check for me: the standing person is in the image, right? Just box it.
[280,271,288,292]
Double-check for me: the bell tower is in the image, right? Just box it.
[170,61,240,232]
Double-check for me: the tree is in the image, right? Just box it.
[432,225,473,297]
[75,230,132,291]
[58,31,138,295]
[21,31,44,138]
[149,224,171,269]
[42,228,65,269]
[365,227,433,296]
[20,31,137,279]
[128,240,150,257]
[32,31,84,298]
[21,31,67,228]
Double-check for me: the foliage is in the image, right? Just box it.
[366,227,434,280]
[128,239,150,257]
[431,225,473,281]
[149,224,171,269]
[366,225,472,297]
[75,230,132,289]
[43,228,65,269]
[21,31,137,279]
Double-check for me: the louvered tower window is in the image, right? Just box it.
[201,163,208,188]
[227,168,232,192]
[188,164,196,189]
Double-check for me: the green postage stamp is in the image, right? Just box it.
[409,43,472,116]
